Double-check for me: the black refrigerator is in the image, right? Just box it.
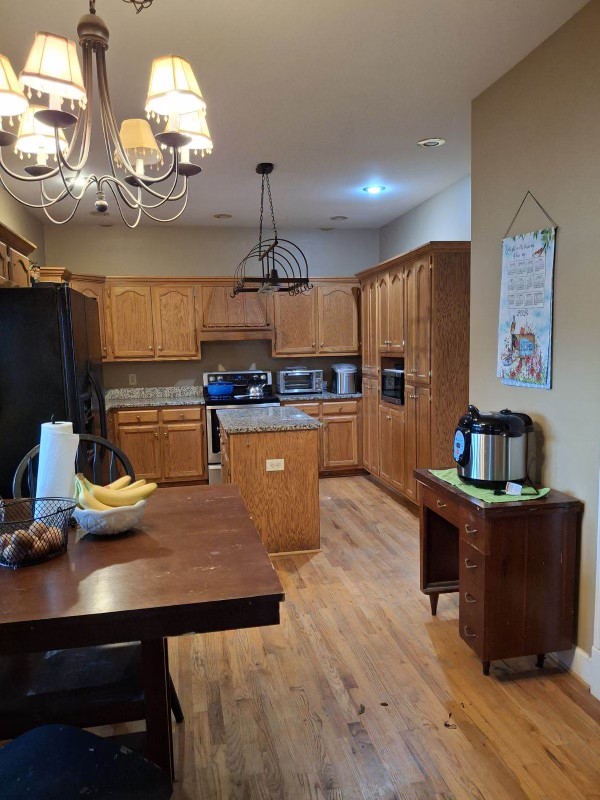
[0,283,106,498]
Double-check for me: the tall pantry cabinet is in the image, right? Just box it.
[357,242,470,503]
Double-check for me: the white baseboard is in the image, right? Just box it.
[554,646,593,688]
[590,646,600,700]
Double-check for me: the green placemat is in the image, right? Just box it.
[430,468,549,503]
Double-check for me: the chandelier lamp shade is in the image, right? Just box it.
[232,163,311,297]
[0,0,212,226]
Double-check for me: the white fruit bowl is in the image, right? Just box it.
[73,500,147,536]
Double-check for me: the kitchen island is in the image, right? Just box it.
[218,407,321,555]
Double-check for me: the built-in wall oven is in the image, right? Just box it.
[381,368,405,406]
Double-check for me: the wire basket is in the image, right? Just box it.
[0,498,76,568]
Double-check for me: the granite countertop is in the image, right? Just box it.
[105,387,205,411]
[217,406,322,434]
[277,391,362,402]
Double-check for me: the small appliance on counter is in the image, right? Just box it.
[453,405,535,488]
[277,367,323,395]
[331,363,358,395]
[381,366,405,406]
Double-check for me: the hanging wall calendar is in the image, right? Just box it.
[496,224,556,390]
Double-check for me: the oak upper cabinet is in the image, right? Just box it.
[201,286,270,330]
[107,285,155,360]
[405,258,431,383]
[404,383,431,501]
[317,285,359,354]
[272,290,317,355]
[0,242,9,282]
[9,250,30,287]
[388,267,405,353]
[70,278,108,360]
[376,273,389,352]
[360,277,378,375]
[151,285,198,358]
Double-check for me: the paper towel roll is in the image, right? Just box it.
[35,421,80,499]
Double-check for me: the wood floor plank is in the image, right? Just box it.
[156,475,600,799]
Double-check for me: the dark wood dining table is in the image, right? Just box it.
[0,485,285,778]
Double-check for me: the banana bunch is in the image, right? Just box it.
[74,473,157,511]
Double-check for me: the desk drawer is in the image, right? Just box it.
[422,486,462,528]
[161,406,202,422]
[459,509,489,555]
[459,539,485,589]
[322,400,358,415]
[115,409,159,425]
[459,578,484,657]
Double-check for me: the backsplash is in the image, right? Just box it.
[102,340,361,390]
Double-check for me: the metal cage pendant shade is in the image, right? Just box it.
[232,163,311,296]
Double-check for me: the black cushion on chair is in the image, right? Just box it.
[0,724,172,799]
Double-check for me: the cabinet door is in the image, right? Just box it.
[71,280,108,360]
[272,290,316,355]
[376,274,389,352]
[404,384,418,501]
[242,293,270,328]
[161,422,205,479]
[406,259,431,382]
[317,285,359,354]
[368,277,378,373]
[390,407,406,492]
[151,285,198,358]
[10,250,30,287]
[360,281,370,372]
[388,267,405,353]
[202,286,266,329]
[108,285,155,359]
[116,424,161,480]
[322,414,359,468]
[362,378,379,475]
[415,385,431,470]
[202,286,230,328]
[379,407,393,482]
[0,242,9,281]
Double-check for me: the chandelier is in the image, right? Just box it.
[232,163,311,296]
[0,0,212,227]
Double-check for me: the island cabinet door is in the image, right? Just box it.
[161,422,205,480]
[116,424,162,480]
[151,285,198,358]
[322,415,359,468]
[317,285,359,354]
[272,290,317,355]
[107,285,155,359]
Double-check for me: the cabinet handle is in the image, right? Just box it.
[320,342,324,347]
[312,342,316,347]
[464,524,478,536]
[464,558,478,569]
[464,592,477,604]
[180,413,184,419]
[436,500,447,508]
[164,431,168,438]
[136,414,141,422]
[148,345,153,350]
[386,415,391,420]
[408,394,418,400]
[463,626,478,638]
[154,432,158,439]
[158,345,163,351]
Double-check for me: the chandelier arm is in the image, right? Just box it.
[40,183,88,225]
[0,171,77,209]
[57,44,95,172]
[138,181,190,222]
[98,171,188,213]
[103,175,190,225]
[104,179,143,228]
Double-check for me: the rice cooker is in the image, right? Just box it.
[453,405,535,488]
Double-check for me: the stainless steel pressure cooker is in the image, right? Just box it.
[453,405,535,488]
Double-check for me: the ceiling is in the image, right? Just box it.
[0,0,587,228]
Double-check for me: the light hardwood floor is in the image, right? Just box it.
[166,476,600,799]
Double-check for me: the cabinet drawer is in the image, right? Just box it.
[161,406,202,422]
[422,486,461,528]
[115,409,159,425]
[284,402,321,418]
[459,509,489,555]
[322,400,358,415]
[459,539,485,589]
[459,578,484,657]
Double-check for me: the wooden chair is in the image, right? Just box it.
[12,433,135,499]
[3,435,184,740]
[0,723,173,799]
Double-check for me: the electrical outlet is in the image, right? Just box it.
[128,373,137,386]
[266,458,284,472]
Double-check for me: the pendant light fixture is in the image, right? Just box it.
[232,163,311,296]
[0,0,212,226]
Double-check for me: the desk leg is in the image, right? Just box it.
[429,593,439,616]
[141,638,174,781]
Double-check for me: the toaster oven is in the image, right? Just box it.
[277,368,323,395]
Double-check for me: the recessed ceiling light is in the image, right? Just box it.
[330,215,348,221]
[320,227,334,232]
[213,213,233,219]
[363,186,386,195]
[417,138,446,148]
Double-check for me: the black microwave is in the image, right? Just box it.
[381,368,405,406]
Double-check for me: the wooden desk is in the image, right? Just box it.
[0,485,284,776]
[415,469,581,675]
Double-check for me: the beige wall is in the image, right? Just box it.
[44,224,378,278]
[471,1,599,654]
[0,193,46,264]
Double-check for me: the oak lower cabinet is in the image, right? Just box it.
[417,469,581,676]
[361,378,379,474]
[113,406,207,483]
[404,384,431,502]
[272,282,360,357]
[378,404,406,492]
